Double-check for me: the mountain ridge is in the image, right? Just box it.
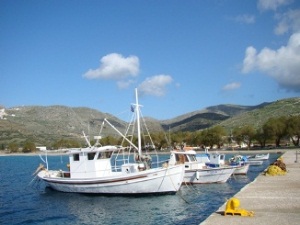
[1,97,299,146]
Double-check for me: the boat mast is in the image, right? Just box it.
[135,88,142,156]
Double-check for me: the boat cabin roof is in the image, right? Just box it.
[68,145,119,154]
[171,150,197,155]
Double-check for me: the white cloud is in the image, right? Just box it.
[274,9,300,35]
[222,82,241,91]
[138,75,173,97]
[257,0,293,11]
[83,53,139,80]
[242,32,300,92]
[235,14,256,24]
[242,46,258,73]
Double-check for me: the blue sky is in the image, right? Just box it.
[1,0,300,120]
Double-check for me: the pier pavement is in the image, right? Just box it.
[200,149,300,225]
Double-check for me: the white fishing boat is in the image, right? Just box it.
[196,149,249,175]
[247,153,269,161]
[233,163,250,174]
[228,155,250,175]
[168,150,236,184]
[245,160,264,166]
[34,89,185,194]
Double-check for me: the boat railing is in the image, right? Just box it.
[149,154,160,168]
[112,159,130,172]
[111,148,132,171]
[151,159,169,168]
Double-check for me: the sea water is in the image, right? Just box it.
[0,153,280,225]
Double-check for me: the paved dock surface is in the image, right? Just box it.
[200,149,300,225]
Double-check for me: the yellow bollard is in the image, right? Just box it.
[224,198,254,216]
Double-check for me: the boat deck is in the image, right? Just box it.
[200,149,300,225]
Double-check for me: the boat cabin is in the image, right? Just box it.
[196,153,210,163]
[169,150,206,170]
[206,153,226,167]
[68,146,117,179]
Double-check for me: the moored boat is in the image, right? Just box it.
[228,155,250,175]
[247,153,269,161]
[245,160,264,166]
[197,151,250,175]
[34,89,185,195]
[168,150,236,184]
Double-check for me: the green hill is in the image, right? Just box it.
[218,98,300,130]
[1,97,299,147]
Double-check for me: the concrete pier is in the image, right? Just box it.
[200,149,300,225]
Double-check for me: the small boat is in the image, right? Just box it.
[247,153,269,161]
[233,163,250,174]
[245,160,264,166]
[168,150,236,184]
[204,152,250,175]
[197,149,249,175]
[34,89,185,195]
[228,155,250,175]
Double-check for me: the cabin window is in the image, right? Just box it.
[175,154,188,164]
[190,155,197,162]
[96,151,112,159]
[105,152,112,158]
[73,154,80,161]
[184,155,189,161]
[87,152,96,160]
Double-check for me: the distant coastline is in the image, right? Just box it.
[0,148,294,157]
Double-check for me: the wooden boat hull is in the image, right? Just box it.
[183,167,235,184]
[37,164,185,194]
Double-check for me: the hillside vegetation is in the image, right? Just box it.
[219,98,300,131]
[0,97,299,148]
[0,106,126,147]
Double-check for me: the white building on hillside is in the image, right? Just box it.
[0,109,7,119]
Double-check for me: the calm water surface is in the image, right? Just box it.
[0,153,280,225]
